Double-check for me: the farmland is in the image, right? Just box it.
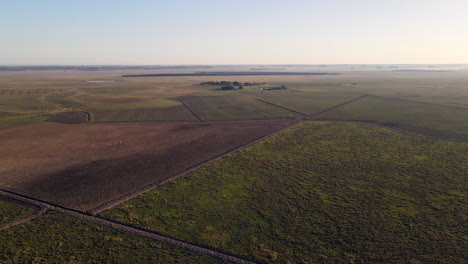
[179,95,301,121]
[0,211,227,264]
[102,122,468,264]
[0,120,292,211]
[0,67,467,263]
[91,105,198,122]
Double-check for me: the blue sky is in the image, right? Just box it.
[1,0,467,64]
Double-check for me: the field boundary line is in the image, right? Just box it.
[373,95,468,110]
[84,110,93,123]
[0,205,47,231]
[309,94,369,117]
[88,119,304,215]
[0,189,260,264]
[177,97,204,122]
[255,98,309,117]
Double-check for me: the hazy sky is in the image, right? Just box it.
[2,0,468,65]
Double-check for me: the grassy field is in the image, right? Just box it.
[91,105,198,122]
[0,197,36,225]
[0,211,227,264]
[315,96,468,141]
[179,94,301,121]
[0,120,292,210]
[102,122,468,264]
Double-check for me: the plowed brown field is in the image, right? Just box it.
[0,120,292,211]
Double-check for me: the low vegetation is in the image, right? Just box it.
[103,122,468,264]
[0,211,227,264]
[0,197,36,225]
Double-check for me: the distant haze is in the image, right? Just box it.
[1,0,467,65]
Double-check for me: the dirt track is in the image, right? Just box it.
[0,204,47,231]
[178,96,204,122]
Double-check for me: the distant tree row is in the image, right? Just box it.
[200,81,266,86]
[261,85,288,90]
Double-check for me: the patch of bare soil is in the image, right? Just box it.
[0,120,292,210]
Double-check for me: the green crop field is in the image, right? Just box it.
[0,197,36,225]
[91,105,198,122]
[179,95,301,121]
[0,211,227,264]
[315,96,468,141]
[102,121,468,264]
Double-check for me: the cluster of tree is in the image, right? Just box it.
[219,86,240,90]
[200,81,266,86]
[261,85,288,90]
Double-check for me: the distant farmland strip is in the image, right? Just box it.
[122,72,339,77]
[91,105,198,122]
[309,94,369,117]
[255,98,309,116]
[255,91,364,116]
[178,95,301,121]
[177,97,204,122]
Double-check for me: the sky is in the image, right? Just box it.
[1,0,468,65]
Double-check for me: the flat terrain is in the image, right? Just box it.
[0,211,227,264]
[103,122,468,264]
[0,67,467,263]
[0,197,36,225]
[0,120,292,210]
